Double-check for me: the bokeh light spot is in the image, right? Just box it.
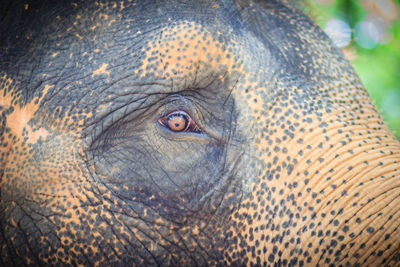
[324,19,352,47]
[355,14,394,48]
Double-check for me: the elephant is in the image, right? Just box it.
[1,0,399,265]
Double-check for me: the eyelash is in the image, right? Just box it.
[158,110,203,133]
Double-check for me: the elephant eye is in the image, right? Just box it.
[158,110,202,133]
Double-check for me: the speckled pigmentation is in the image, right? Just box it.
[1,0,399,266]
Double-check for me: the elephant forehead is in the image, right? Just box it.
[136,21,244,84]
[134,20,274,119]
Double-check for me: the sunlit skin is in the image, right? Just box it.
[1,0,399,266]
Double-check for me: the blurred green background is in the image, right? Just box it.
[308,0,400,139]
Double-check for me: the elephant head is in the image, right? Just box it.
[1,0,399,265]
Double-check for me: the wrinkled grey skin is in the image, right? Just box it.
[1,0,400,266]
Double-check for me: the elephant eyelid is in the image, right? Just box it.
[158,110,203,134]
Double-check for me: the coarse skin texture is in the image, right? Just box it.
[1,0,400,266]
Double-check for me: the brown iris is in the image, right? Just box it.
[158,110,202,133]
[167,112,188,132]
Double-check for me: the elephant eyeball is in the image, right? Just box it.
[158,110,202,133]
[167,112,188,132]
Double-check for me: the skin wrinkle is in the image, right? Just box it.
[300,144,383,198]
[86,94,163,147]
[386,247,400,266]
[139,170,189,223]
[103,214,150,263]
[135,219,185,262]
[1,0,400,265]
[340,209,393,263]
[173,231,200,264]
[69,203,106,265]
[333,197,398,263]
[141,134,192,188]
[145,152,191,200]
